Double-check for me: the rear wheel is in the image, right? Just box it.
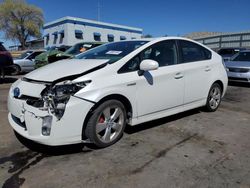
[205,83,222,112]
[11,64,21,75]
[85,100,126,148]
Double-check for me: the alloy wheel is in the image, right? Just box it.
[208,86,221,110]
[95,106,125,143]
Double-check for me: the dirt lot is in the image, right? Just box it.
[0,76,250,188]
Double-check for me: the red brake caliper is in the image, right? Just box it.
[99,115,105,123]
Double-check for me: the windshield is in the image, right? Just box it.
[15,51,32,59]
[76,41,149,64]
[65,43,95,55]
[232,52,250,61]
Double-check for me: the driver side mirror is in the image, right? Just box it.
[138,59,159,76]
[140,59,159,70]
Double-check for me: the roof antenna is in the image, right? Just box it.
[97,0,101,21]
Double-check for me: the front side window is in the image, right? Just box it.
[76,41,148,64]
[179,40,211,63]
[28,52,43,60]
[118,40,177,73]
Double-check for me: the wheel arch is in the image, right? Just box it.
[13,63,22,74]
[81,94,133,140]
[213,80,224,93]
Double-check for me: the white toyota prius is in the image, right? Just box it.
[8,37,228,148]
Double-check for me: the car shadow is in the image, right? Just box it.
[125,108,201,134]
[0,76,18,84]
[228,81,250,88]
[14,131,98,156]
[14,108,201,155]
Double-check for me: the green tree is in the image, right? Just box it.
[0,0,44,49]
[142,34,153,38]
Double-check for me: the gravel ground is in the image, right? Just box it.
[0,76,250,188]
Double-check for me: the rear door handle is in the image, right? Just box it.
[205,66,211,72]
[174,72,184,79]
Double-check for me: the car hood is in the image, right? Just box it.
[225,61,250,69]
[24,59,109,82]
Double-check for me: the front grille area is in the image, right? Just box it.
[228,67,249,73]
[229,77,249,82]
[11,114,27,130]
[17,95,44,108]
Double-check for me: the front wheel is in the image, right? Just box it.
[85,100,127,148]
[0,68,5,79]
[205,83,222,112]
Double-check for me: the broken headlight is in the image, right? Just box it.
[42,80,91,119]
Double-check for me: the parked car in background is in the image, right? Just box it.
[217,48,246,61]
[225,50,250,83]
[34,45,71,68]
[0,42,13,79]
[35,42,104,68]
[12,50,45,75]
[8,37,228,148]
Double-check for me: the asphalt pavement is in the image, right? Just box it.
[0,76,250,188]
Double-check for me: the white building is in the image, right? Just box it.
[43,16,143,48]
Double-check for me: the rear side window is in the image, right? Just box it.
[0,44,7,51]
[179,40,211,63]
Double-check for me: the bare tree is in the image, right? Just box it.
[0,0,44,49]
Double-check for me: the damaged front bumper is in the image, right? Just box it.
[8,79,94,146]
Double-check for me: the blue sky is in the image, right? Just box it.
[1,0,250,47]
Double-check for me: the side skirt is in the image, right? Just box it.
[130,99,206,126]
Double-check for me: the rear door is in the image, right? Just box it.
[177,40,213,104]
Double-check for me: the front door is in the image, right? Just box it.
[135,40,184,117]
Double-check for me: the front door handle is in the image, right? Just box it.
[174,72,184,79]
[127,82,136,86]
[205,66,211,72]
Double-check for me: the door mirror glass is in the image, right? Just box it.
[139,59,159,71]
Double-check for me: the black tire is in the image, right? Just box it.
[11,64,21,75]
[205,83,222,112]
[85,100,127,148]
[0,68,5,79]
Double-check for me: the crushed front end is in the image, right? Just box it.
[7,78,94,146]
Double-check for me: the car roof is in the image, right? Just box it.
[239,49,250,53]
[126,36,200,42]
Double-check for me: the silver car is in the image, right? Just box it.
[225,50,250,83]
[13,50,44,75]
